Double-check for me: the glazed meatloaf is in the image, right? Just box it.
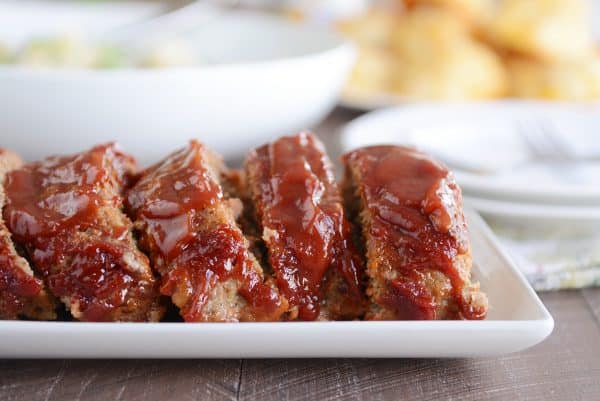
[342,145,488,320]
[126,140,287,322]
[3,144,163,322]
[0,149,56,320]
[245,133,365,321]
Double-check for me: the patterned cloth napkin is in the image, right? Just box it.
[489,222,600,291]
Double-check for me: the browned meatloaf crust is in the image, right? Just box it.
[245,132,365,321]
[126,140,287,322]
[0,149,56,320]
[3,144,163,322]
[342,145,488,320]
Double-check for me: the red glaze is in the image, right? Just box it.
[126,142,221,262]
[126,141,284,322]
[0,240,43,318]
[250,133,363,321]
[0,148,48,319]
[3,144,159,322]
[5,144,135,238]
[344,145,484,320]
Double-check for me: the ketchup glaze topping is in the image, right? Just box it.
[3,144,160,321]
[250,133,363,321]
[0,239,43,317]
[126,141,284,322]
[344,145,485,320]
[0,149,45,317]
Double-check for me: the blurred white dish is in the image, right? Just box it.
[464,195,600,228]
[341,101,600,204]
[0,6,355,164]
[0,0,164,45]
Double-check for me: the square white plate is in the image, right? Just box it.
[0,209,553,358]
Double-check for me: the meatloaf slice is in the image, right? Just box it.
[0,149,56,320]
[3,144,163,322]
[126,140,287,322]
[245,132,365,321]
[342,145,488,320]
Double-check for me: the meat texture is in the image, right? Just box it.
[3,144,163,321]
[0,149,56,320]
[126,140,287,322]
[245,132,365,321]
[343,145,487,320]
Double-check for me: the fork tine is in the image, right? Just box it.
[534,122,560,160]
[518,121,549,161]
[540,121,572,162]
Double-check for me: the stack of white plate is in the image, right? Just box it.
[340,101,600,228]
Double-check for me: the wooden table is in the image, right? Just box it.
[2,109,599,401]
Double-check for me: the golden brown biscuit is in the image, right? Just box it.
[506,55,600,101]
[336,9,400,49]
[389,7,507,99]
[402,0,495,26]
[488,0,595,62]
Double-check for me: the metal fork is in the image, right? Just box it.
[517,121,599,164]
[99,0,241,45]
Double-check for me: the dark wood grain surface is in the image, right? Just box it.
[1,290,599,401]
[1,110,599,401]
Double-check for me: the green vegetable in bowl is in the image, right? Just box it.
[0,42,11,64]
[15,35,98,67]
[138,39,200,68]
[94,44,128,69]
[3,34,200,69]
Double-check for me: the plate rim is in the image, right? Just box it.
[465,195,600,221]
[341,100,600,203]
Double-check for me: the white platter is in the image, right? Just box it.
[341,101,600,205]
[0,210,553,358]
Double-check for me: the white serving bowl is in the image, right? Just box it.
[0,9,355,164]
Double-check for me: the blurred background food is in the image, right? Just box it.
[2,0,599,102]
[339,6,507,100]
[5,34,201,69]
[488,0,594,62]
[333,0,600,102]
[12,35,124,68]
